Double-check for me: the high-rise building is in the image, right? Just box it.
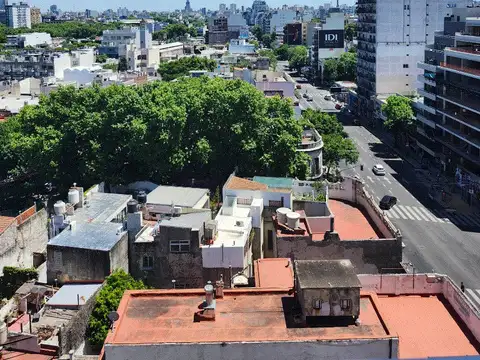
[413,6,480,198]
[185,0,192,13]
[356,0,470,119]
[30,6,41,25]
[0,0,6,10]
[219,3,227,12]
[250,0,268,26]
[229,3,236,13]
[6,2,31,29]
[117,7,129,18]
[50,4,58,15]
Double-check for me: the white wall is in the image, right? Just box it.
[105,338,398,360]
[22,32,52,47]
[54,54,73,80]
[270,10,297,34]
[63,68,95,85]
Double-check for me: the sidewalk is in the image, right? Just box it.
[362,122,478,215]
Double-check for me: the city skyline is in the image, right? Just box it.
[29,0,356,12]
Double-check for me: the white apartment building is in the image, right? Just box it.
[356,0,470,119]
[269,9,297,35]
[6,2,31,29]
[6,32,52,48]
[100,27,151,58]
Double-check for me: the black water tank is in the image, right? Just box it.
[127,199,138,213]
[137,191,147,204]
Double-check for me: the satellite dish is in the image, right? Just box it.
[108,311,119,325]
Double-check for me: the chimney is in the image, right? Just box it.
[215,275,224,299]
[205,281,214,306]
[194,281,216,322]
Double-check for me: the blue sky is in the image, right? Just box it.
[34,0,355,12]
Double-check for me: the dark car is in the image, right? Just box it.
[379,195,397,210]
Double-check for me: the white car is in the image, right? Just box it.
[372,164,386,175]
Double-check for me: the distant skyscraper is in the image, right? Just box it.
[219,3,226,12]
[0,0,6,10]
[229,3,236,12]
[50,4,58,14]
[185,0,192,13]
[200,7,206,15]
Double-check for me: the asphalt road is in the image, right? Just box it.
[338,114,480,289]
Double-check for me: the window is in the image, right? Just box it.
[267,230,273,251]
[340,299,352,310]
[170,240,190,253]
[142,255,153,270]
[403,64,409,68]
[269,200,282,207]
[313,299,322,309]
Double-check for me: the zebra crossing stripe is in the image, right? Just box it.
[466,289,480,309]
[403,206,422,220]
[418,207,438,222]
[459,214,480,227]
[386,208,399,219]
[411,207,430,221]
[433,210,451,223]
[394,205,409,220]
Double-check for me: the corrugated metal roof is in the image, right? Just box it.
[46,283,101,307]
[48,222,125,251]
[147,185,209,208]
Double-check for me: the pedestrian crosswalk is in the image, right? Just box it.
[384,205,480,228]
[465,288,480,310]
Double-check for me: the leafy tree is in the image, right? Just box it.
[0,77,310,207]
[323,58,338,84]
[301,109,346,137]
[258,49,277,71]
[250,39,259,50]
[345,22,357,42]
[262,33,273,48]
[158,57,217,81]
[288,46,308,73]
[87,269,146,348]
[382,95,414,146]
[102,63,118,72]
[96,54,108,63]
[118,57,128,72]
[252,25,263,41]
[0,266,38,299]
[275,44,290,60]
[211,185,220,212]
[322,52,357,83]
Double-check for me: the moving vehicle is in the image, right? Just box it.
[335,103,342,110]
[303,93,308,98]
[372,164,386,175]
[379,195,397,210]
[306,95,313,101]
[324,94,332,100]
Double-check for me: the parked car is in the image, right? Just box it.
[306,95,313,101]
[324,94,332,100]
[296,84,302,89]
[303,93,308,98]
[335,103,342,110]
[372,164,386,175]
[379,195,397,210]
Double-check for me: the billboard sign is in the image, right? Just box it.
[318,30,345,49]
[285,23,302,45]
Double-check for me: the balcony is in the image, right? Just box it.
[436,122,480,150]
[416,113,436,128]
[439,62,480,81]
[437,107,480,132]
[298,129,323,152]
[417,74,436,87]
[445,47,480,62]
[454,32,480,45]
[435,134,480,164]
[416,126,435,141]
[415,101,436,115]
[418,61,437,72]
[437,91,480,115]
[418,88,436,101]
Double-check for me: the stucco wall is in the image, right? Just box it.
[110,234,129,274]
[0,208,48,275]
[58,283,103,356]
[104,338,398,360]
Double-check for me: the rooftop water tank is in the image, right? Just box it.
[286,211,300,229]
[127,199,138,213]
[137,191,147,204]
[54,200,66,215]
[276,207,291,224]
[68,188,80,205]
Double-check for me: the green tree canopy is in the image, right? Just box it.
[258,48,277,71]
[345,22,356,42]
[321,52,357,84]
[118,57,128,72]
[382,95,414,146]
[275,44,290,60]
[0,78,310,207]
[252,25,263,41]
[87,270,146,348]
[153,23,196,41]
[158,57,217,81]
[288,46,308,73]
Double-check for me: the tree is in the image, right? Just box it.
[322,58,338,84]
[288,46,308,73]
[118,57,128,72]
[382,95,414,146]
[345,22,356,42]
[250,39,259,50]
[262,33,273,48]
[102,63,118,72]
[96,54,108,63]
[252,25,263,41]
[275,44,290,61]
[87,270,146,348]
[158,57,217,81]
[301,109,346,137]
[321,52,357,84]
[0,77,310,208]
[211,185,220,212]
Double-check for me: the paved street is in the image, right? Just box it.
[338,115,480,292]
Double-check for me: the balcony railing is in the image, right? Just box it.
[447,47,480,56]
[298,129,324,151]
[440,62,480,78]
[438,107,480,131]
[435,135,480,163]
[437,122,480,150]
[439,91,480,114]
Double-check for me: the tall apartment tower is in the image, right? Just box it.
[5,2,31,29]
[356,0,470,119]
[414,7,480,202]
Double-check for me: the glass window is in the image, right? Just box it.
[142,255,153,269]
[170,240,190,253]
[340,299,351,310]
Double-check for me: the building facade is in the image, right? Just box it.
[30,7,41,25]
[356,0,469,119]
[6,2,31,29]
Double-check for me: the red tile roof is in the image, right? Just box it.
[225,176,268,191]
[0,215,15,234]
[0,350,55,360]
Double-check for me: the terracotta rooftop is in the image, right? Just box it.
[0,350,55,360]
[328,199,383,240]
[254,258,294,289]
[106,289,391,345]
[377,295,479,358]
[0,215,15,234]
[225,176,268,191]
